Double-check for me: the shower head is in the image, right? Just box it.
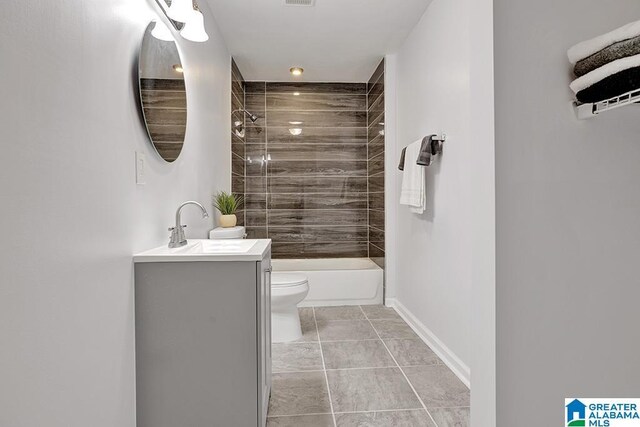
[233,109,259,123]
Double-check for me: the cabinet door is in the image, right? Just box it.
[257,253,272,427]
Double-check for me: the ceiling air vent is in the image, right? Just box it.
[284,0,315,6]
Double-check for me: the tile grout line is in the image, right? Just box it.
[312,307,337,427]
[269,407,430,418]
[366,78,370,260]
[242,79,247,226]
[264,82,269,239]
[359,305,440,427]
[274,362,442,374]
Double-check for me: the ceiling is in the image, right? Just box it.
[204,0,432,82]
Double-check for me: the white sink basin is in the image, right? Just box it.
[185,239,257,254]
[134,239,270,263]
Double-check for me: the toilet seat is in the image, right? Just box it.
[271,272,308,288]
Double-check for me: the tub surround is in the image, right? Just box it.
[367,60,386,269]
[231,59,246,226]
[242,81,370,259]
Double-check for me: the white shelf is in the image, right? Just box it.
[575,88,640,119]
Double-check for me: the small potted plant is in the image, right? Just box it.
[213,191,243,228]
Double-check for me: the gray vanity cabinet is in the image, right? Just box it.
[134,252,272,427]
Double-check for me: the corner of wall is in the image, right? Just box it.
[383,53,399,301]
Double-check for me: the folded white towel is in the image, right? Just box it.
[399,140,425,214]
[568,19,640,64]
[569,53,640,94]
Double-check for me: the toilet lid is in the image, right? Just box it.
[271,272,308,288]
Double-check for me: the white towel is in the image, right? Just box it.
[399,140,425,214]
[568,20,640,65]
[569,53,640,94]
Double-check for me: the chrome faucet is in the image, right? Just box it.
[168,201,209,248]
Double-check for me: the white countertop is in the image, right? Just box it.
[133,239,271,263]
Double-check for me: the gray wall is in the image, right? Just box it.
[494,1,640,424]
[0,0,231,425]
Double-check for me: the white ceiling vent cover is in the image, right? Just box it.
[284,0,315,6]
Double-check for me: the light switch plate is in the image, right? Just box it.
[135,151,146,185]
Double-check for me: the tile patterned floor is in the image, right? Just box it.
[267,305,470,427]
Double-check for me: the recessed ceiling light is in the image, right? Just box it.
[173,64,184,73]
[290,67,304,76]
[289,121,303,125]
[293,92,301,96]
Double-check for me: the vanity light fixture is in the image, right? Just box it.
[180,9,209,42]
[167,0,194,22]
[290,67,304,76]
[151,21,174,41]
[151,0,209,43]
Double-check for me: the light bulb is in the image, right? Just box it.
[151,21,174,41]
[290,67,304,76]
[180,10,209,42]
[167,0,194,23]
[289,128,303,136]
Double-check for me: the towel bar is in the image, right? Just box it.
[398,134,447,171]
[431,134,446,155]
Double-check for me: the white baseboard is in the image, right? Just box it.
[386,298,471,388]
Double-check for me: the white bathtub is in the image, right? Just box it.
[271,258,384,307]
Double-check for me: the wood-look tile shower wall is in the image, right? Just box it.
[231,59,246,226]
[368,60,385,269]
[242,81,370,258]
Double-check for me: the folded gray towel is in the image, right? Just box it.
[576,65,640,103]
[575,35,640,77]
[398,147,407,171]
[417,135,436,167]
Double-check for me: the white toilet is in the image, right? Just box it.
[270,272,309,342]
[210,226,309,343]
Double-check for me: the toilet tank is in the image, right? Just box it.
[209,226,246,239]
